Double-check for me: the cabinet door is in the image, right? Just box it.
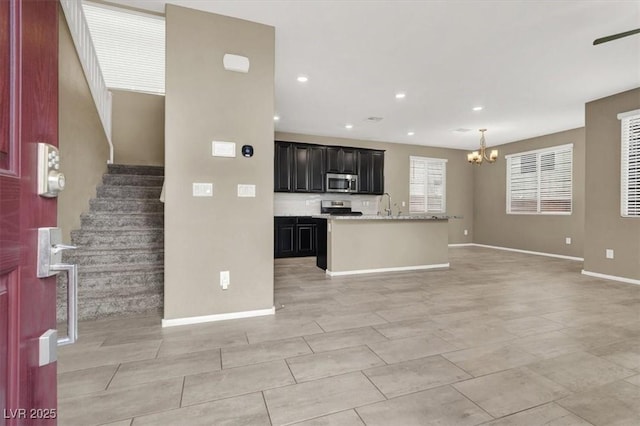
[297,224,316,256]
[275,217,296,258]
[372,151,385,194]
[274,142,292,192]
[277,224,296,257]
[308,146,325,192]
[326,147,341,173]
[357,150,373,193]
[293,145,310,192]
[342,148,357,174]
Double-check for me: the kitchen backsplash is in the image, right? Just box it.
[274,193,381,216]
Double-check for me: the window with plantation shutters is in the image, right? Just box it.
[506,144,573,214]
[619,110,640,217]
[409,156,447,213]
[83,2,165,94]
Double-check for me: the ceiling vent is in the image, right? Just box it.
[454,128,472,133]
[366,117,384,123]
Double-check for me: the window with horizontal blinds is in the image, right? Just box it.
[409,156,447,213]
[506,144,573,214]
[83,2,165,94]
[619,110,640,217]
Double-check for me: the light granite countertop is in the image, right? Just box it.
[312,214,459,220]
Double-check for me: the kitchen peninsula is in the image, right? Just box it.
[315,215,449,276]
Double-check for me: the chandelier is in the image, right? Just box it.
[467,129,498,164]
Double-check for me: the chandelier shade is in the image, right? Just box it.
[467,129,498,165]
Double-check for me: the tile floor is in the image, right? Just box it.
[57,247,640,425]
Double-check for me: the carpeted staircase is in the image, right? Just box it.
[57,164,165,321]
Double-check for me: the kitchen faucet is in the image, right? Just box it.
[382,192,392,216]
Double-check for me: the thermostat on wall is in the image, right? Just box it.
[212,141,236,157]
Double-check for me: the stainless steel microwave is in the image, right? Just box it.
[326,173,358,193]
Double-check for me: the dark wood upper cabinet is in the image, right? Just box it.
[274,142,293,192]
[275,141,382,194]
[371,150,385,194]
[293,144,310,192]
[326,147,357,174]
[308,145,325,192]
[357,149,384,194]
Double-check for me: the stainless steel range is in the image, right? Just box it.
[321,200,363,216]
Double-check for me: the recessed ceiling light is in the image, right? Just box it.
[395,92,406,99]
[407,131,415,136]
[345,124,353,129]
[274,115,280,121]
[297,75,309,83]
[472,106,483,111]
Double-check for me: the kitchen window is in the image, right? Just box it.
[409,156,447,213]
[83,2,165,94]
[506,144,573,214]
[619,109,640,217]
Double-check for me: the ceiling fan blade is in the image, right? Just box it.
[593,28,640,45]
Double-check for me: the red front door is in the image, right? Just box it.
[0,1,59,425]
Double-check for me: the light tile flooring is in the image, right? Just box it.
[57,247,640,425]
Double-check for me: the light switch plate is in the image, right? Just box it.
[212,141,236,157]
[193,183,213,197]
[606,249,614,259]
[237,184,256,197]
[565,237,572,245]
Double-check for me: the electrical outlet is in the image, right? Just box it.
[220,271,230,289]
[606,249,614,259]
[464,229,468,236]
[565,237,572,245]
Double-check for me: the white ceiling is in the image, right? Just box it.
[108,0,640,150]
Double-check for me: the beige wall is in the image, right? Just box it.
[111,89,165,166]
[58,9,109,243]
[164,5,275,320]
[276,132,474,244]
[473,128,585,258]
[584,88,640,280]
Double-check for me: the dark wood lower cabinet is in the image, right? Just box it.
[274,217,318,258]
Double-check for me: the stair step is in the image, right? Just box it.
[56,268,163,321]
[64,248,164,266]
[97,185,162,199]
[80,212,164,229]
[103,174,164,187]
[70,229,164,247]
[77,262,163,275]
[89,199,164,213]
[58,292,163,321]
[108,164,164,176]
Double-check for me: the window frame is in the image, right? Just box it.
[619,109,640,218]
[505,143,574,216]
[83,1,166,94]
[409,156,447,214]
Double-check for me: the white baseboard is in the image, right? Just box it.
[453,243,584,261]
[581,270,640,286]
[162,306,275,328]
[326,263,450,277]
[448,243,474,247]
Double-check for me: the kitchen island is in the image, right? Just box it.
[314,215,449,276]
